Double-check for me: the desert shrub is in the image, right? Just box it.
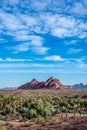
[34,116,45,124]
[61,122,70,129]
[0,126,6,130]
[42,107,52,119]
[19,114,23,122]
[21,123,31,127]
[28,109,38,118]
[35,99,44,115]
[0,115,4,120]
[23,101,30,108]
[21,98,52,119]
[3,105,16,115]
[63,108,72,113]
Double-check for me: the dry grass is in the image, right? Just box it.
[0,89,87,99]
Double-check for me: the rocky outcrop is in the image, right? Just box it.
[18,77,68,90]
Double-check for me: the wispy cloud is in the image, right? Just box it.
[6,58,31,62]
[44,55,65,61]
[0,57,87,74]
[9,35,49,54]
[44,14,87,38]
[0,63,55,68]
[0,58,32,62]
[0,9,87,40]
[0,6,87,60]
[71,2,87,16]
[68,48,83,54]
[0,58,4,62]
[65,40,78,45]
[0,10,26,31]
[1,0,87,16]
[32,47,49,54]
[0,38,7,43]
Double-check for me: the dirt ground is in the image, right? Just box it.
[0,114,87,130]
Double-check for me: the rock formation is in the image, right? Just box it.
[18,77,68,90]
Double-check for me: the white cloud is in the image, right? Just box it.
[0,1,87,58]
[13,43,30,53]
[0,63,56,68]
[18,13,38,27]
[10,35,49,54]
[79,62,87,68]
[29,0,49,11]
[1,0,87,17]
[0,57,87,73]
[0,38,7,43]
[72,58,87,69]
[53,17,86,38]
[68,48,83,54]
[1,61,77,74]
[0,10,26,31]
[0,0,87,75]
[0,58,31,62]
[52,28,68,38]
[0,58,4,62]
[44,55,65,61]
[1,69,87,73]
[79,32,87,39]
[65,40,77,45]
[15,34,43,47]
[0,10,87,40]
[6,58,31,62]
[38,13,87,38]
[71,2,87,15]
[0,9,87,49]
[32,47,49,55]
[2,0,19,6]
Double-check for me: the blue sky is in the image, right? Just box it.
[0,0,87,88]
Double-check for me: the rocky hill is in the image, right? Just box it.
[18,77,68,90]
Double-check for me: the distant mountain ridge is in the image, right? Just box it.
[1,79,87,90]
[18,77,68,90]
[71,83,87,90]
[0,87,17,90]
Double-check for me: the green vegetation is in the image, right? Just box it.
[0,91,86,121]
[0,95,52,120]
[0,90,86,130]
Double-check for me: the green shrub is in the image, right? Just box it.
[43,107,52,119]
[34,116,45,124]
[28,109,38,118]
[0,126,6,130]
[3,105,16,115]
[0,115,4,120]
[35,99,44,115]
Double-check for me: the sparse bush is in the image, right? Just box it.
[34,116,45,124]
[43,107,52,119]
[28,109,38,118]
[0,115,4,120]
[3,105,16,115]
[0,126,6,130]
